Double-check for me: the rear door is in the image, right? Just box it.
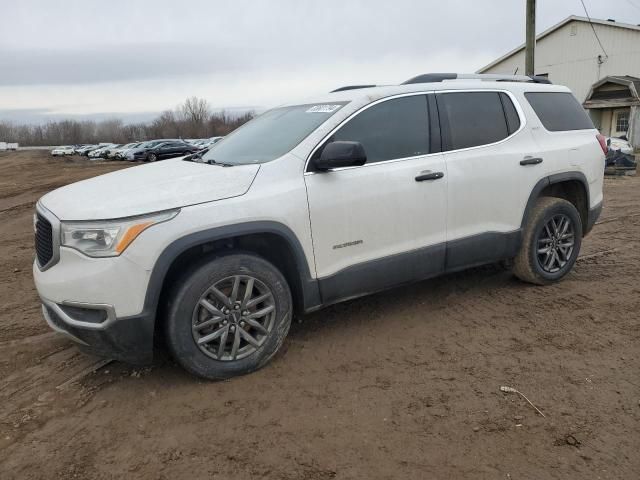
[436,90,542,269]
[304,93,448,303]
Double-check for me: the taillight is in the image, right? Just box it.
[596,134,608,155]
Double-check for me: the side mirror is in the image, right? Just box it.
[607,138,611,146]
[314,141,367,171]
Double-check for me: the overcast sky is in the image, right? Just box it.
[1,0,639,123]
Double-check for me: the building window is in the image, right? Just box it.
[616,111,629,133]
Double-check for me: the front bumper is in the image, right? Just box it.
[33,201,156,364]
[41,298,154,364]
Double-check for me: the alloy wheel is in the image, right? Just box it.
[191,275,276,361]
[536,214,575,273]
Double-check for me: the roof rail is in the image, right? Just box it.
[330,85,377,93]
[402,73,552,85]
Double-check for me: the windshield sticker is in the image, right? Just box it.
[306,104,342,113]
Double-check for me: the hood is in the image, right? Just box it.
[41,158,260,220]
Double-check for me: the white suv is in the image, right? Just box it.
[33,74,605,379]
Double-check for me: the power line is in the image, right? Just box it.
[626,0,640,13]
[579,0,609,58]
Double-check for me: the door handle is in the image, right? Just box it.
[415,171,445,182]
[520,157,543,166]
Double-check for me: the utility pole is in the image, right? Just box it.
[525,0,536,76]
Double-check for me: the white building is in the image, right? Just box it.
[478,16,640,148]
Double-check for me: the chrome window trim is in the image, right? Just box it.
[35,202,61,271]
[303,88,526,175]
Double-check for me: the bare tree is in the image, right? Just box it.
[179,97,210,138]
[0,98,253,146]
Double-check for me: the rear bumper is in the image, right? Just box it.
[41,298,155,364]
[585,201,603,235]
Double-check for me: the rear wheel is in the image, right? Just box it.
[513,197,582,285]
[165,253,292,380]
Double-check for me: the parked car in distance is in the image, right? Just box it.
[101,144,124,159]
[75,145,97,155]
[113,142,142,160]
[51,146,75,156]
[129,140,195,162]
[125,140,173,161]
[73,145,91,155]
[33,73,605,380]
[88,144,117,159]
[198,136,224,149]
[79,145,100,156]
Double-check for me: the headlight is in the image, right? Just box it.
[60,209,179,257]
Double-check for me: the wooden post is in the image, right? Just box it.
[525,0,536,76]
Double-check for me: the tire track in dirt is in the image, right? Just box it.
[1,151,639,479]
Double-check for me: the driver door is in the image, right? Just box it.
[304,93,447,303]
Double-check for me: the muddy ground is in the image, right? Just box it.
[0,149,638,479]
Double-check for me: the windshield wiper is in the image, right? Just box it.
[206,158,234,167]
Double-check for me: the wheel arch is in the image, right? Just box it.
[143,222,321,331]
[521,172,590,235]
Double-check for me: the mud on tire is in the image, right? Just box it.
[513,197,582,285]
[165,253,292,380]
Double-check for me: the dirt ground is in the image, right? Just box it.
[0,149,638,479]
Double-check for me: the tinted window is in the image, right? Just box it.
[525,92,594,131]
[317,95,429,164]
[438,92,509,150]
[499,92,521,134]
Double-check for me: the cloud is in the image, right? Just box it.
[0,44,248,86]
[0,0,638,122]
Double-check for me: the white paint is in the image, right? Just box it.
[34,79,605,320]
[40,158,260,220]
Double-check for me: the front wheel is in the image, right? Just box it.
[148,152,157,162]
[513,197,582,285]
[165,253,292,380]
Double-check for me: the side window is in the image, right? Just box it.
[525,92,595,131]
[314,95,430,165]
[437,91,510,151]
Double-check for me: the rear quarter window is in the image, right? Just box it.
[525,92,594,131]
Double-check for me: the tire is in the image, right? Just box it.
[165,253,292,380]
[148,153,157,162]
[513,197,582,285]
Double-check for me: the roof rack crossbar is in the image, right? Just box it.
[330,85,377,93]
[402,73,552,85]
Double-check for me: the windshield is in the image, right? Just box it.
[201,103,347,165]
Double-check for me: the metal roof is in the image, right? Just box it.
[583,75,640,108]
[477,16,640,73]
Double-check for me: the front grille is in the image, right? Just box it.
[35,213,54,267]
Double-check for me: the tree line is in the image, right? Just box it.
[0,97,254,146]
